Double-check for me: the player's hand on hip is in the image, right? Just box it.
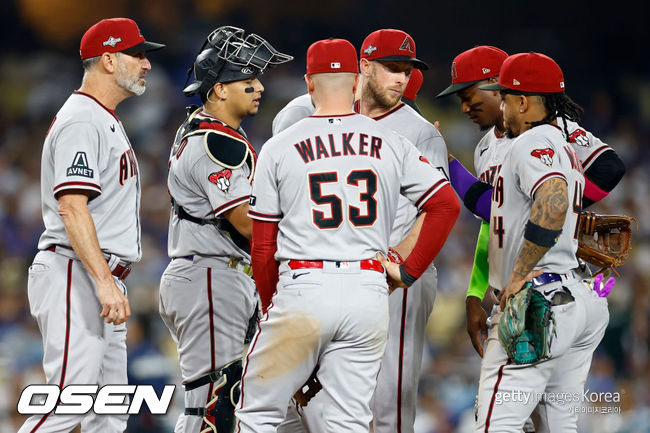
[376,252,407,294]
[97,280,131,325]
[499,269,543,311]
[466,296,488,357]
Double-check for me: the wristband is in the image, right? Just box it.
[399,265,417,287]
[524,220,562,247]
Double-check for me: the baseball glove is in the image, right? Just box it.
[576,212,636,273]
[293,366,322,407]
[498,284,555,364]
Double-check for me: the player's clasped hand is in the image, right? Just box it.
[498,269,544,311]
[376,252,406,293]
[98,280,131,325]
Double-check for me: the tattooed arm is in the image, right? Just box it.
[499,177,569,309]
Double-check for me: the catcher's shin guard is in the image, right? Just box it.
[184,359,243,433]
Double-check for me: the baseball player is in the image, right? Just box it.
[158,26,292,433]
[19,18,164,433]
[273,29,448,433]
[436,45,625,360]
[470,52,610,432]
[235,37,459,433]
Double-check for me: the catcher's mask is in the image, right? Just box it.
[183,26,293,101]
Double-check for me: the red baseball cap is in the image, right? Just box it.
[403,68,423,101]
[436,46,508,97]
[306,38,359,75]
[360,29,428,70]
[479,52,565,94]
[80,18,165,60]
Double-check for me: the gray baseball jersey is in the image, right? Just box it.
[272,94,449,245]
[488,124,585,289]
[272,95,448,433]
[272,94,315,136]
[167,112,253,260]
[474,119,612,188]
[249,113,449,260]
[37,91,142,262]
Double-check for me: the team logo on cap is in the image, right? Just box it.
[241,67,255,74]
[399,37,414,53]
[513,78,521,86]
[482,68,491,74]
[531,148,555,166]
[102,36,122,48]
[364,45,377,55]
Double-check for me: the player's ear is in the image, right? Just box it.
[352,74,360,97]
[305,74,315,95]
[359,58,371,77]
[213,83,226,100]
[519,95,528,113]
[101,53,117,73]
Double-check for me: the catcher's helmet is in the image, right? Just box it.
[183,26,293,100]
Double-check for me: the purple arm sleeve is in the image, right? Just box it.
[448,159,492,222]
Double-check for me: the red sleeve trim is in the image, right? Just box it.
[248,209,283,221]
[53,181,101,193]
[414,179,449,208]
[581,145,610,169]
[530,172,566,199]
[213,196,249,216]
[402,184,460,279]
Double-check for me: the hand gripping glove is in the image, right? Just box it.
[293,365,322,407]
[498,284,555,364]
[577,212,636,273]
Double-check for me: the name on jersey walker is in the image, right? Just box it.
[17,384,175,415]
[294,132,383,164]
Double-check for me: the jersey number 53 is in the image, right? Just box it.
[309,170,377,229]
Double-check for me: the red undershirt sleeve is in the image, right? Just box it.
[402,184,460,279]
[251,219,279,313]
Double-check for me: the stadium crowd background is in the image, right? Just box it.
[0,1,647,432]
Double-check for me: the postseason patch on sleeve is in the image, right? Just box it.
[66,152,94,178]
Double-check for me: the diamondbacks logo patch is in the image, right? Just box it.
[568,129,589,147]
[209,169,232,192]
[66,152,94,178]
[399,36,414,53]
[531,148,555,166]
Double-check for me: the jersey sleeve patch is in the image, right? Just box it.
[568,128,589,147]
[530,148,555,167]
[208,168,232,192]
[65,152,94,178]
[203,130,251,169]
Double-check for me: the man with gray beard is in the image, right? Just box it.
[18,18,163,433]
